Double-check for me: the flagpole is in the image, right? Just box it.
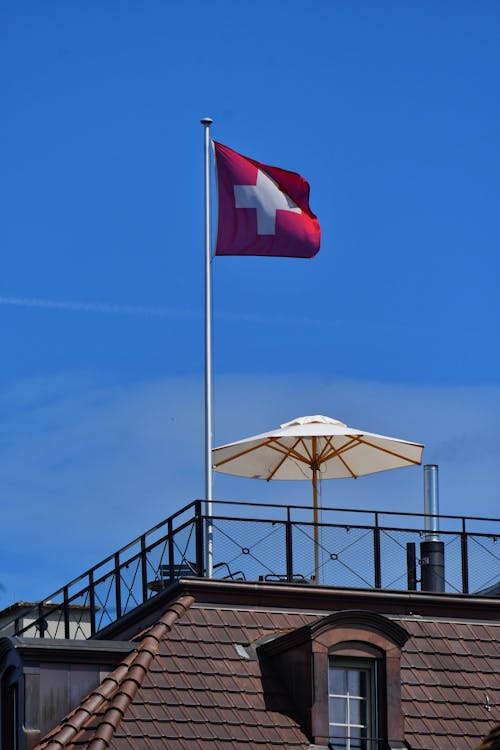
[201,117,214,578]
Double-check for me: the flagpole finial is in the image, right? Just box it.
[200,117,213,125]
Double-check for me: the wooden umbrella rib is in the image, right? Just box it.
[213,437,311,470]
[267,437,303,480]
[320,435,421,467]
[267,439,312,465]
[320,436,358,478]
[335,451,358,478]
[213,438,274,468]
[299,437,314,462]
[316,434,334,462]
[317,436,334,462]
[320,436,362,463]
[356,437,422,465]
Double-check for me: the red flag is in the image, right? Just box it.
[214,142,321,258]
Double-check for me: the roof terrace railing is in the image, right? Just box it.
[2,499,499,640]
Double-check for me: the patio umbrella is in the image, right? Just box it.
[212,415,424,581]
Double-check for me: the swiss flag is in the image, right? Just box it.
[214,142,321,258]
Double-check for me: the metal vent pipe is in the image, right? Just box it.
[423,464,440,541]
[420,464,445,593]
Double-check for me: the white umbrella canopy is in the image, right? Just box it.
[212,414,424,581]
[212,414,424,481]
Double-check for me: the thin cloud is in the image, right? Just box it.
[0,294,413,332]
[0,372,498,604]
[0,295,197,318]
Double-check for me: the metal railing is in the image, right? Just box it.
[2,499,498,640]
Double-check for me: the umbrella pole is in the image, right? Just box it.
[313,467,320,583]
[312,435,320,584]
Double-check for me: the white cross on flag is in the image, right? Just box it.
[214,142,321,258]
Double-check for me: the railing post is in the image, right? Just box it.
[373,512,382,589]
[195,500,204,576]
[63,585,70,639]
[89,570,96,636]
[406,543,417,591]
[168,517,175,582]
[38,602,45,638]
[114,553,122,620]
[141,535,148,603]
[461,517,469,594]
[285,507,293,582]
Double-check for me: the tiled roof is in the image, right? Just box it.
[34,584,500,750]
[35,595,311,750]
[475,723,500,750]
[400,617,500,748]
[36,595,195,750]
[112,604,311,749]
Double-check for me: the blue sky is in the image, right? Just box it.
[1,1,499,603]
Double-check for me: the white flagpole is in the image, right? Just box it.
[201,117,214,577]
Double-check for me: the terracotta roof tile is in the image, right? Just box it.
[35,595,194,750]
[395,617,500,747]
[33,588,500,750]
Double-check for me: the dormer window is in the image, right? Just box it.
[328,657,377,750]
[259,610,409,750]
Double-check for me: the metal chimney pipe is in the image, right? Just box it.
[420,464,445,593]
[423,464,440,541]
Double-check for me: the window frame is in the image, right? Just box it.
[308,612,408,748]
[258,610,408,749]
[328,655,378,750]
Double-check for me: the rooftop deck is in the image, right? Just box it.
[2,499,499,639]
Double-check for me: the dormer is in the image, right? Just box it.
[259,610,410,750]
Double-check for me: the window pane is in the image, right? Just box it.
[347,669,360,695]
[330,726,347,740]
[350,719,368,749]
[359,697,368,728]
[359,670,367,696]
[331,667,347,694]
[330,741,347,750]
[350,697,363,726]
[329,725,347,750]
[330,697,347,725]
[348,668,368,696]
